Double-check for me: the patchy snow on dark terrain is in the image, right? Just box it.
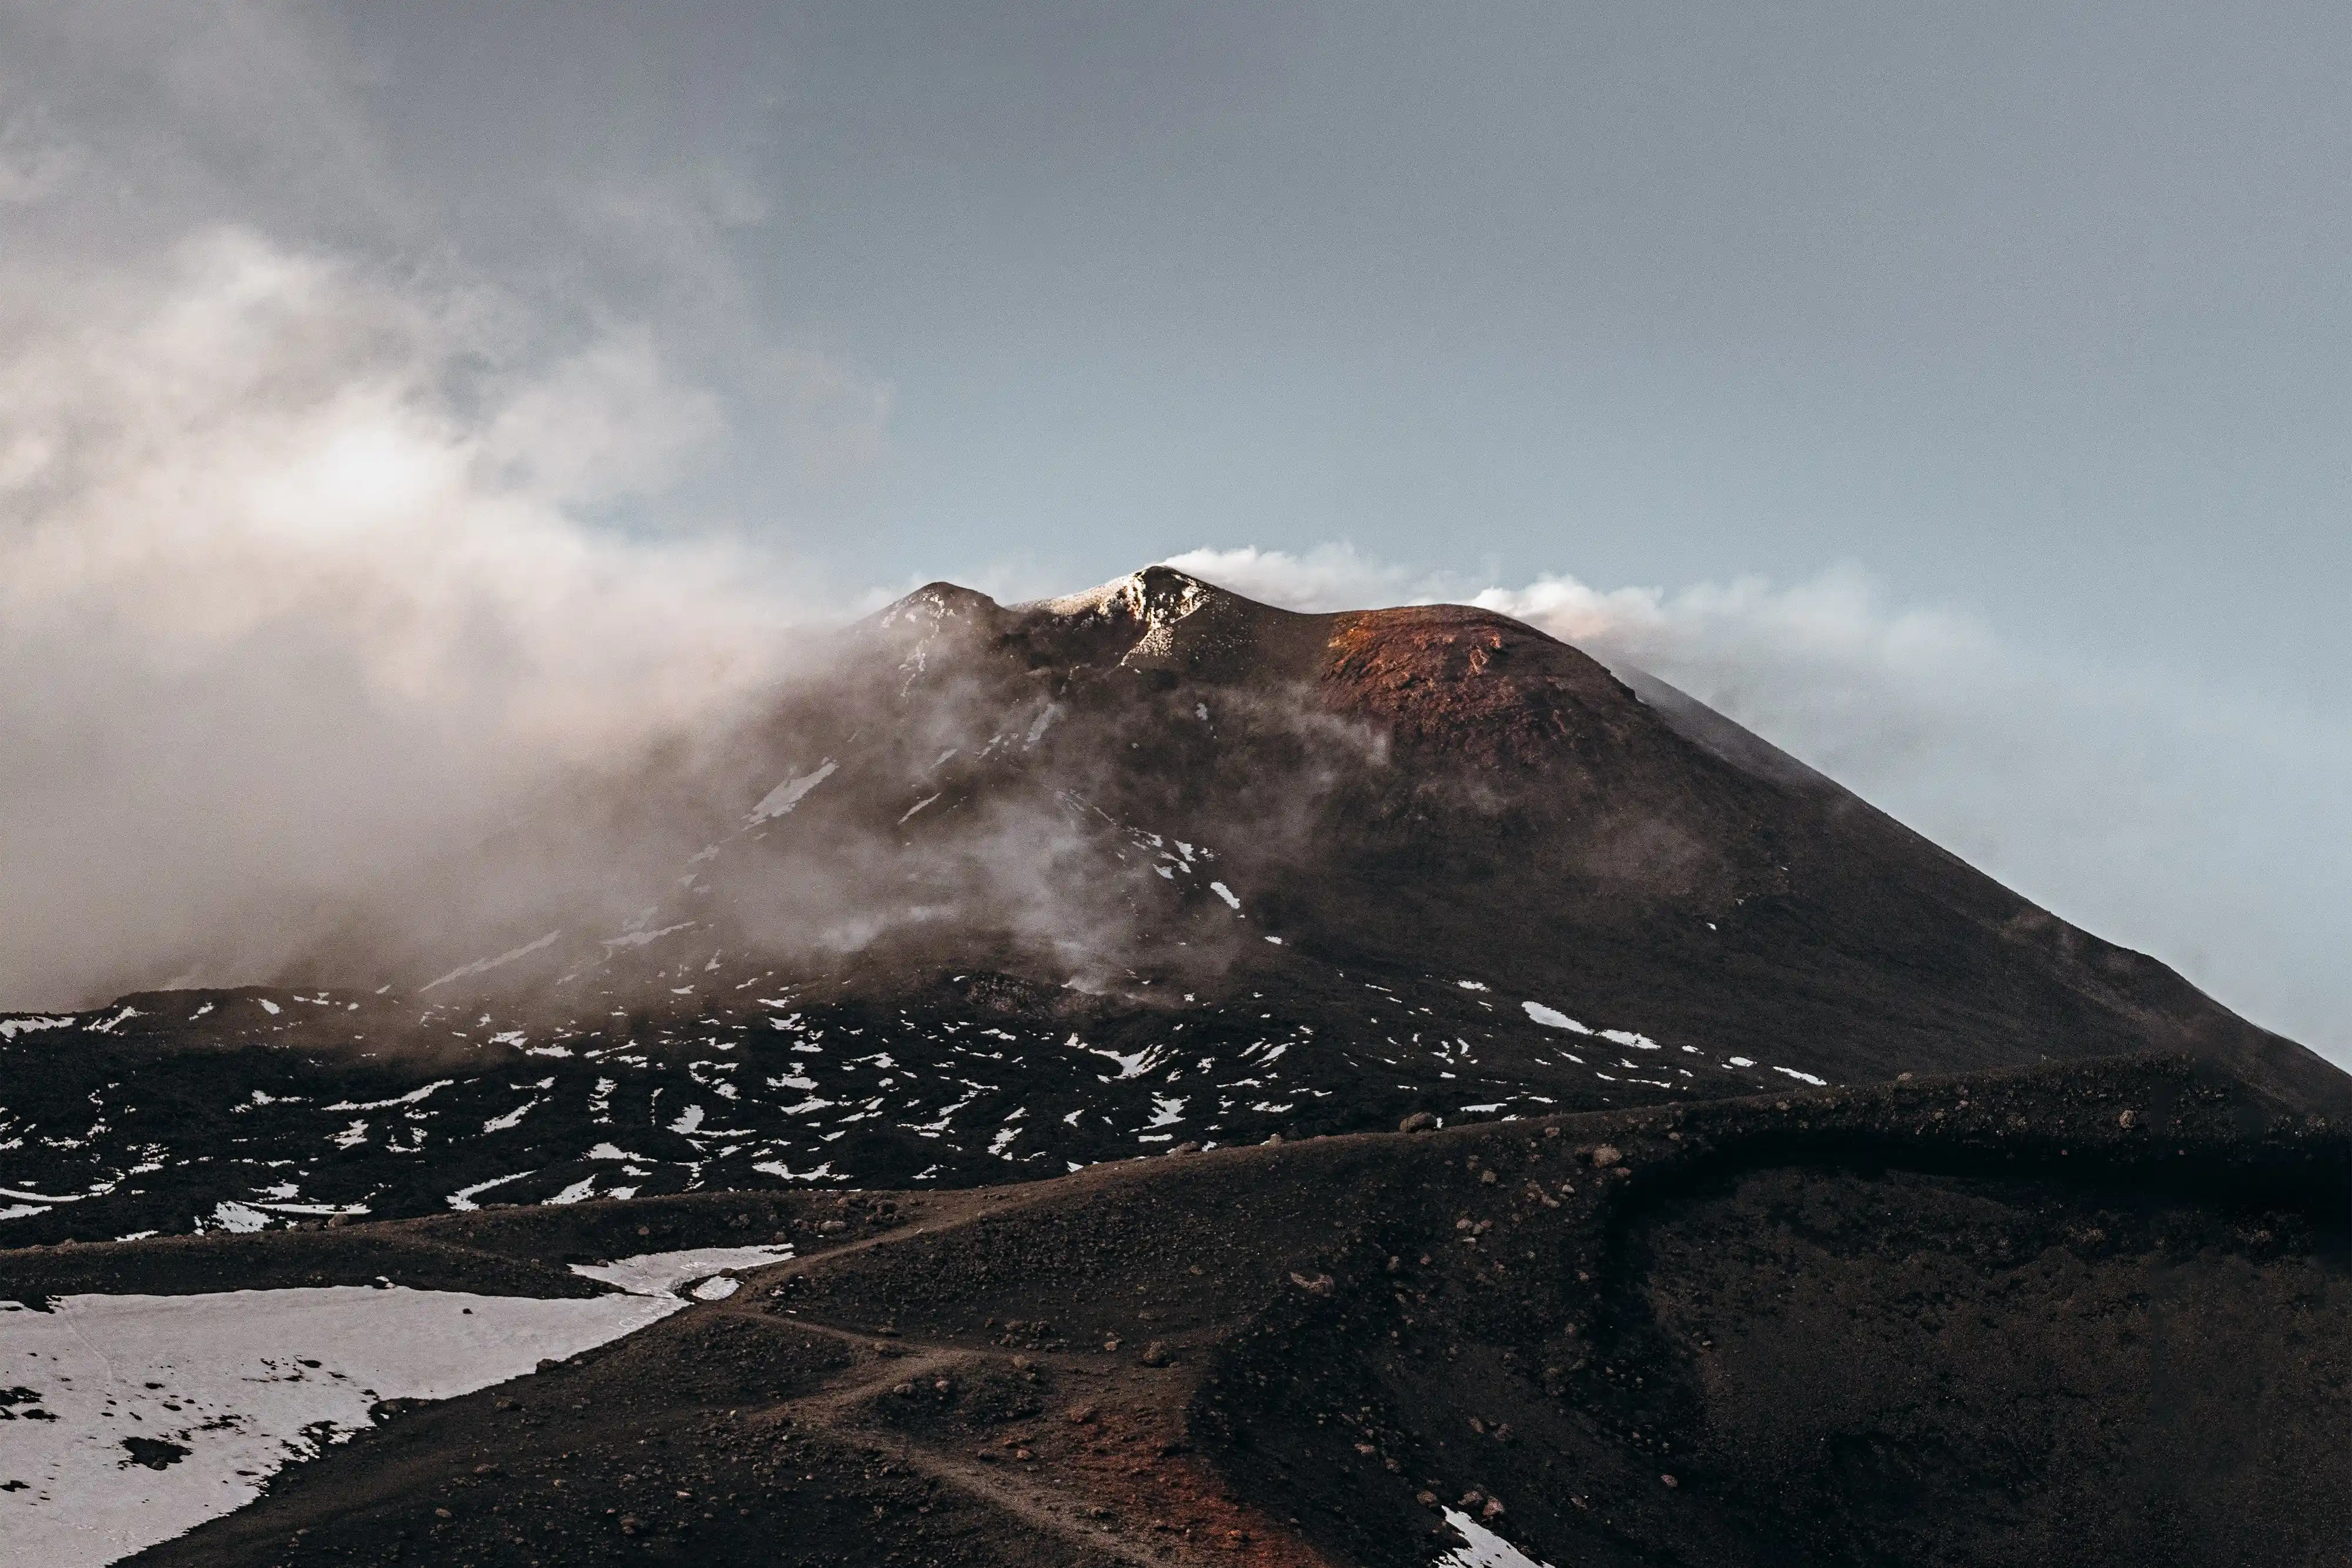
[0,945,1795,1244]
[0,571,2344,1568]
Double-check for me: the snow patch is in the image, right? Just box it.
[325,1081,452,1112]
[445,1170,536,1212]
[480,1101,537,1133]
[207,1202,267,1233]
[749,1159,834,1182]
[1074,1035,1163,1080]
[1437,1507,1556,1568]
[748,760,838,823]
[568,1245,795,1299]
[599,922,694,951]
[420,931,561,992]
[0,1286,679,1568]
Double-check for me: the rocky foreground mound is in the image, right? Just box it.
[2,1055,2339,1568]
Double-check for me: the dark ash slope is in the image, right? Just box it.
[0,566,2341,1244]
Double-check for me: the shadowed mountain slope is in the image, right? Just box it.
[0,566,2340,1243]
[545,565,2338,1105]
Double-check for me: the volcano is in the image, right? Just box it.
[1,569,2344,1567]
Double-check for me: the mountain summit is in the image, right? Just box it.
[746,564,2339,1102]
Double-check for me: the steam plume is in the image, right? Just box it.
[0,8,823,1007]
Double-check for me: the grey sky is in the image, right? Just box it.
[314,3,2352,689]
[2,3,2346,1058]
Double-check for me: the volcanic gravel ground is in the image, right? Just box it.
[4,1054,2328,1568]
[0,947,1810,1248]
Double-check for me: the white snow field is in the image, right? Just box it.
[0,1237,806,1566]
[0,1284,680,1567]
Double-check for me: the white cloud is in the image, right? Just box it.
[1167,546,2352,1064]
[480,330,724,504]
[0,12,840,1009]
[1160,543,1451,612]
[0,218,817,1007]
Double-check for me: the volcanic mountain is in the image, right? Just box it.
[1,570,2344,1568]
[2,567,2339,1242]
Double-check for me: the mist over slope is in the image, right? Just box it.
[2,567,2340,1246]
[309,565,2340,1104]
